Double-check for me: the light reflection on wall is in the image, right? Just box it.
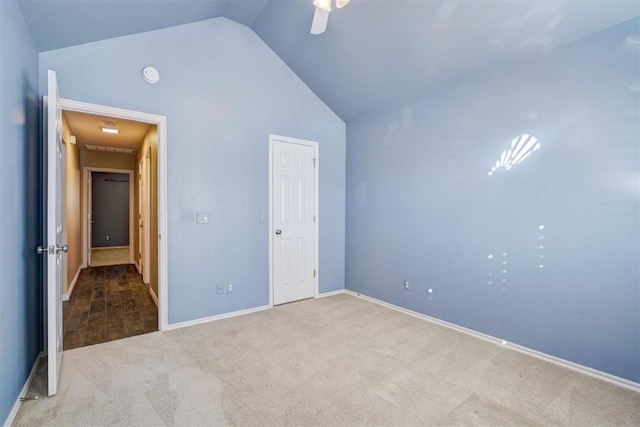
[488,133,540,176]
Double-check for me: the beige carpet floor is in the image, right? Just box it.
[13,294,640,426]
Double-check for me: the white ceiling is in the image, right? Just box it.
[18,0,640,121]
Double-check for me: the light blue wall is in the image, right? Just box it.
[346,18,640,382]
[39,18,346,324]
[0,0,41,422]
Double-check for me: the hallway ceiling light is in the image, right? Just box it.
[101,127,120,134]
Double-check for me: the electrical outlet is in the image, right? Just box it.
[105,235,110,241]
[216,283,224,295]
[227,283,234,294]
[403,280,411,291]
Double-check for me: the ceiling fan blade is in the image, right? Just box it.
[310,7,329,35]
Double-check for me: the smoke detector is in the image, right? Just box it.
[142,66,160,84]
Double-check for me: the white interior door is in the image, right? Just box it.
[44,69,65,396]
[272,139,316,305]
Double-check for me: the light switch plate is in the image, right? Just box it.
[196,212,209,224]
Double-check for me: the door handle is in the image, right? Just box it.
[56,244,68,254]
[275,229,282,235]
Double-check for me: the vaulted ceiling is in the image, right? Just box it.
[17,0,640,121]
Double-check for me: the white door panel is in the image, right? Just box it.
[272,140,315,305]
[45,69,64,396]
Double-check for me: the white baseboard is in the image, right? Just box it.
[344,290,640,393]
[62,265,82,301]
[316,289,346,298]
[3,351,42,427]
[166,305,270,331]
[134,262,141,274]
[168,289,347,330]
[149,287,158,307]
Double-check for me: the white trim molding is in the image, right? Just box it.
[149,287,159,307]
[344,290,640,393]
[166,305,270,331]
[62,265,82,301]
[60,98,169,332]
[3,352,42,427]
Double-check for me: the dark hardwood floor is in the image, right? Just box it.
[63,264,158,350]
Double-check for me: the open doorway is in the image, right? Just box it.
[86,169,134,267]
[60,107,162,349]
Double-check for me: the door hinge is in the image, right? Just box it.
[313,215,316,223]
[312,158,316,167]
[313,270,316,278]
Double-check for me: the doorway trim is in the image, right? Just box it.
[61,97,169,331]
[82,167,134,267]
[268,134,319,308]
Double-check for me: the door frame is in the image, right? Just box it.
[268,134,319,308]
[82,167,134,267]
[61,97,169,331]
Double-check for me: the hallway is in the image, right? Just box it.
[63,265,158,350]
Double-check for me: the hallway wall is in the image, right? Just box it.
[62,114,81,296]
[134,126,158,298]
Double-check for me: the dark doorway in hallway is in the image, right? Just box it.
[63,265,157,350]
